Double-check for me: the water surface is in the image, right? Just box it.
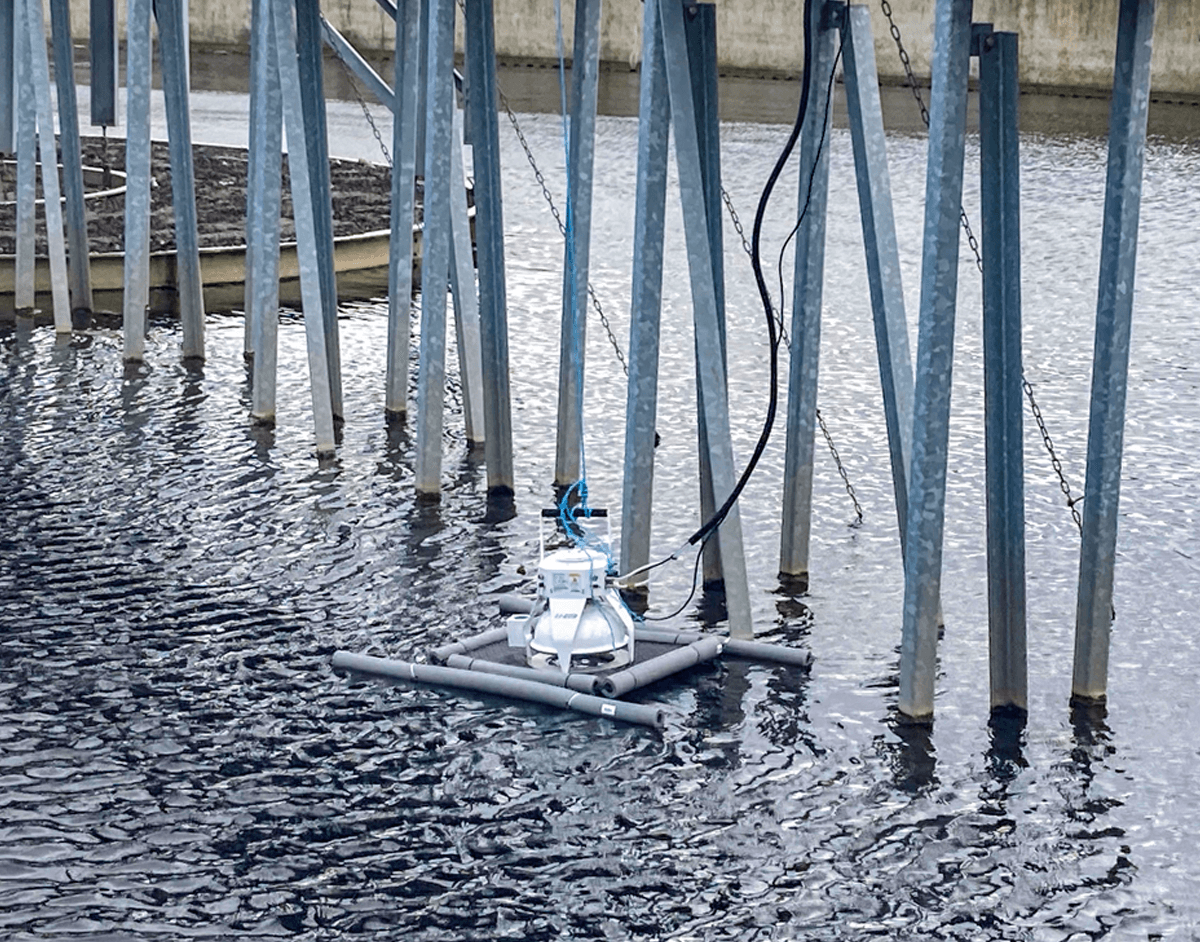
[1,84,1198,939]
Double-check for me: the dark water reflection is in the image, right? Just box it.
[2,90,1199,939]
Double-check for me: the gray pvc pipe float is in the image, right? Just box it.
[600,635,724,698]
[444,653,601,695]
[332,651,665,728]
[429,626,509,663]
[636,627,815,669]
[496,593,534,615]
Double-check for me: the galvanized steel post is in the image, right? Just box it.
[1073,0,1156,704]
[415,0,430,170]
[553,0,603,487]
[898,0,973,722]
[618,0,670,587]
[449,106,486,447]
[844,3,916,554]
[841,3,917,554]
[155,0,205,359]
[979,27,1027,713]
[295,0,343,419]
[684,3,726,587]
[659,0,753,638]
[89,0,118,127]
[320,17,395,110]
[244,0,284,365]
[12,1,36,313]
[248,0,284,420]
[0,2,12,154]
[844,5,943,629]
[122,0,153,361]
[49,0,93,322]
[20,0,70,330]
[413,0,456,495]
[386,0,421,419]
[464,0,515,498]
[270,0,336,454]
[779,0,837,585]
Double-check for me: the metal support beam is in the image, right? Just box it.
[979,28,1027,713]
[553,0,603,487]
[295,0,342,418]
[320,16,394,110]
[898,0,973,721]
[449,105,486,447]
[155,0,205,359]
[413,0,456,495]
[684,2,727,587]
[12,2,36,312]
[244,0,283,363]
[248,0,284,418]
[90,0,118,126]
[619,0,670,587]
[123,0,153,360]
[49,0,93,322]
[415,0,429,170]
[271,0,336,454]
[20,0,70,330]
[0,1,13,154]
[779,0,837,584]
[842,3,916,550]
[659,0,752,638]
[1073,0,1156,703]
[464,0,514,497]
[386,0,421,418]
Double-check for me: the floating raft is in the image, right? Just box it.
[332,595,814,729]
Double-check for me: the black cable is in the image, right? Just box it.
[643,534,711,622]
[684,0,817,550]
[775,32,846,334]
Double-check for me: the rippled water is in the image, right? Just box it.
[2,87,1199,938]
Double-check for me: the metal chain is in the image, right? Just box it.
[721,184,754,257]
[496,89,629,377]
[879,1,984,273]
[879,0,1084,530]
[817,408,865,526]
[324,24,393,168]
[879,0,930,127]
[1023,379,1084,534]
[720,184,790,343]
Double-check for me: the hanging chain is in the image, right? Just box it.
[1023,379,1084,534]
[496,89,629,377]
[959,209,983,274]
[323,22,393,168]
[721,184,754,257]
[879,0,1083,532]
[817,408,864,526]
[878,0,930,128]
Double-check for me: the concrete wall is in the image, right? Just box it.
[65,0,1200,99]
